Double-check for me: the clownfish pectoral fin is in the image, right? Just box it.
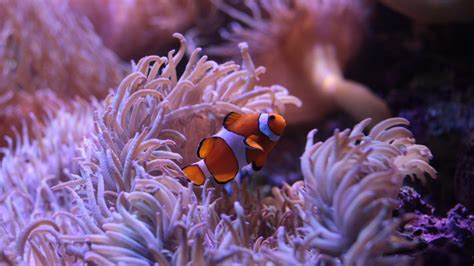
[213,170,237,184]
[223,112,242,129]
[244,135,264,152]
[252,161,263,171]
[197,137,216,159]
[182,165,205,186]
[252,153,267,171]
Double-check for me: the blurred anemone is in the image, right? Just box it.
[0,90,62,146]
[0,0,124,99]
[0,0,125,142]
[300,117,436,265]
[69,0,213,60]
[190,0,390,125]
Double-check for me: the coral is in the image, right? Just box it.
[393,187,473,264]
[403,204,474,246]
[69,0,212,59]
[192,0,390,124]
[397,186,434,216]
[300,117,436,265]
[401,204,474,264]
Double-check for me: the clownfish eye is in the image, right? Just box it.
[269,115,276,121]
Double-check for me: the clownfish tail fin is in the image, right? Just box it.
[182,165,205,186]
[197,137,216,159]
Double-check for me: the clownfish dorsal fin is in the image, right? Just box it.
[197,137,216,159]
[223,112,242,129]
[244,135,264,152]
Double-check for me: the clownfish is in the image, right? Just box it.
[182,112,286,185]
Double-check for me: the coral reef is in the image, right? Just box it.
[192,0,390,124]
[402,203,474,265]
[396,187,473,263]
[403,204,473,247]
[397,186,434,215]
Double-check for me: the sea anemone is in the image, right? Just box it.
[192,0,390,124]
[4,111,437,264]
[300,117,436,265]
[2,31,439,265]
[9,33,300,264]
[0,100,95,264]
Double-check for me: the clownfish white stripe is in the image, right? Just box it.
[215,128,248,169]
[196,160,212,179]
[259,113,280,142]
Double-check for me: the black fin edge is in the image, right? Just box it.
[181,164,205,186]
[213,173,237,185]
[223,112,240,130]
[196,138,205,159]
[252,161,262,171]
[256,113,264,135]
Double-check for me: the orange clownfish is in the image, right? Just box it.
[183,112,286,185]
